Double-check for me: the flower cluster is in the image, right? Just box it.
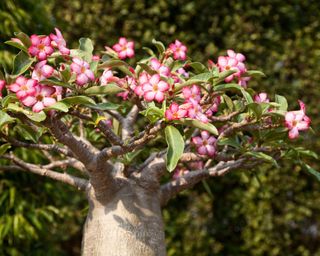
[192,131,217,156]
[217,50,250,87]
[28,28,70,60]
[9,76,58,112]
[112,37,135,59]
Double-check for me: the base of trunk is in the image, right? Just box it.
[81,181,166,256]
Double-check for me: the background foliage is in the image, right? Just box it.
[0,0,319,255]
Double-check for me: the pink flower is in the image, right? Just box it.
[28,35,54,60]
[186,101,208,123]
[285,100,311,139]
[205,96,221,117]
[70,57,95,86]
[112,37,134,59]
[217,50,247,83]
[169,40,187,60]
[21,84,56,112]
[182,85,201,103]
[32,60,54,81]
[254,93,269,103]
[9,76,37,99]
[165,102,187,120]
[100,69,119,85]
[150,58,171,77]
[192,131,217,156]
[142,74,169,103]
[177,67,189,78]
[217,56,240,82]
[227,49,246,62]
[92,55,100,61]
[50,28,70,55]
[134,72,150,97]
[0,80,5,97]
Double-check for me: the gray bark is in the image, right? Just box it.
[81,179,166,256]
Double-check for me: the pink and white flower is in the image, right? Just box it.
[100,69,119,85]
[182,85,201,103]
[227,49,246,62]
[192,131,217,156]
[70,57,95,86]
[165,102,187,120]
[21,84,56,112]
[28,35,54,60]
[169,40,187,60]
[32,60,54,81]
[50,28,70,55]
[173,167,189,179]
[285,100,311,139]
[142,74,169,102]
[112,37,134,59]
[186,101,208,123]
[254,93,270,103]
[9,76,37,99]
[177,67,189,78]
[150,58,171,77]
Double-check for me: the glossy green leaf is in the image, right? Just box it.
[41,78,73,89]
[152,39,166,54]
[165,125,185,172]
[79,37,93,62]
[46,102,69,112]
[5,41,28,53]
[84,84,125,95]
[14,32,31,47]
[244,70,266,77]
[0,110,15,128]
[0,143,11,155]
[138,62,157,75]
[275,94,288,111]
[86,102,120,110]
[2,94,18,108]
[6,103,46,122]
[244,151,279,168]
[61,95,95,106]
[98,59,128,69]
[302,163,320,182]
[175,118,218,135]
[12,51,34,77]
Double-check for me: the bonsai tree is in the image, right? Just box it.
[0,29,315,255]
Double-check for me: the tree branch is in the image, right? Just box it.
[160,158,246,206]
[1,154,88,191]
[122,105,139,140]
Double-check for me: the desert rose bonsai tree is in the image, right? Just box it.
[0,29,316,255]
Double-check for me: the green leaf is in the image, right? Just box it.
[140,102,164,123]
[84,84,125,95]
[46,101,69,112]
[188,62,207,73]
[217,137,240,148]
[98,59,128,69]
[152,39,166,54]
[244,151,279,168]
[175,118,219,135]
[302,163,320,182]
[14,32,31,47]
[222,94,234,110]
[275,94,288,111]
[86,102,120,110]
[2,94,18,108]
[247,102,262,119]
[12,51,34,77]
[214,70,237,84]
[189,72,213,82]
[0,143,11,155]
[0,110,15,128]
[174,79,203,92]
[6,103,46,122]
[5,41,28,53]
[244,70,266,78]
[41,78,73,89]
[79,38,93,62]
[15,124,43,143]
[61,95,95,106]
[214,83,253,103]
[165,125,185,172]
[294,147,318,159]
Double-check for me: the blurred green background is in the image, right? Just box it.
[0,0,319,255]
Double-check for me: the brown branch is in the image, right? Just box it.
[160,158,246,206]
[1,154,88,191]
[122,105,139,140]
[43,116,97,171]
[210,110,242,122]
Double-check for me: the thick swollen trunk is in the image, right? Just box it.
[81,180,166,256]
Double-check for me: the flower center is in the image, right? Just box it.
[21,85,28,91]
[36,94,44,101]
[225,65,230,70]
[38,44,45,51]
[153,84,159,91]
[81,66,86,73]
[203,140,208,146]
